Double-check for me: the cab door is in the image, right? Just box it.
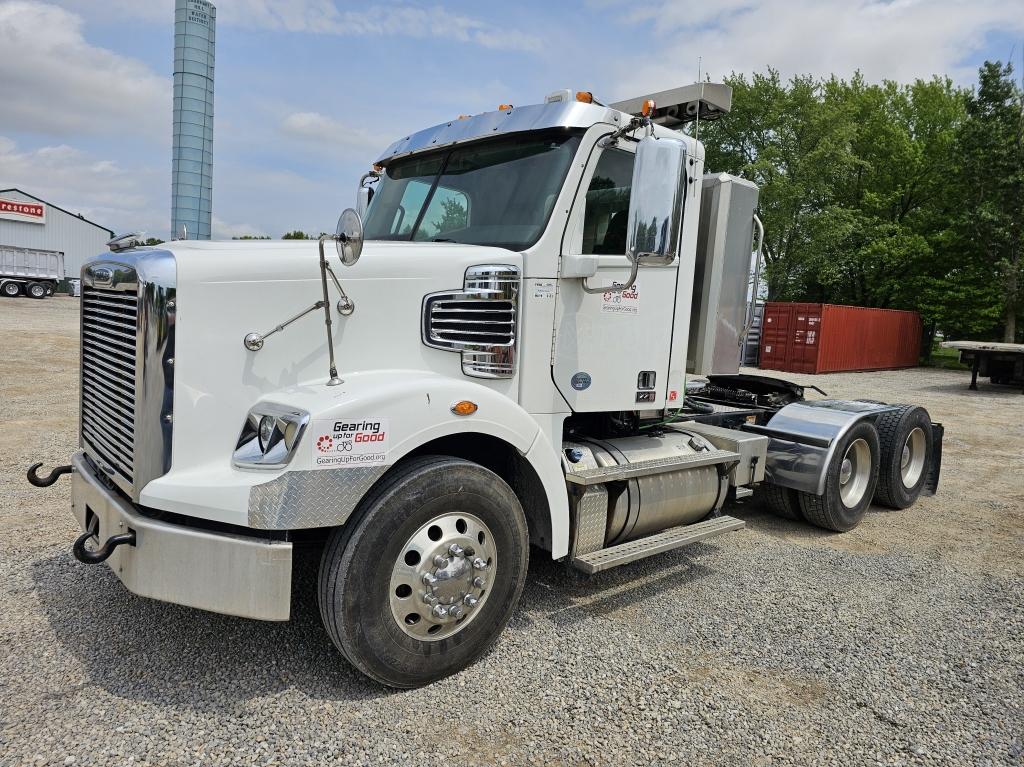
[552,140,683,412]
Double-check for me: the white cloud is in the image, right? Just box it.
[603,0,1024,97]
[0,135,167,235]
[55,0,542,51]
[280,111,382,154]
[0,1,169,138]
[211,214,269,239]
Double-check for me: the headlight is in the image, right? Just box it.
[233,403,310,470]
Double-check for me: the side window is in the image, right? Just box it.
[582,149,634,255]
[413,185,469,241]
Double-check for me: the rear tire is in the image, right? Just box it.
[318,455,529,688]
[873,405,932,509]
[44,283,55,296]
[1,281,21,297]
[26,282,47,299]
[761,482,804,521]
[799,421,880,532]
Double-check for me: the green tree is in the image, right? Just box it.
[232,235,271,240]
[144,237,164,246]
[281,230,312,240]
[957,61,1024,341]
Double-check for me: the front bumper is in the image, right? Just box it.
[71,452,292,620]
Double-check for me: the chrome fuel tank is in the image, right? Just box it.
[564,430,727,546]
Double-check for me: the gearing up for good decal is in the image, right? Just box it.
[312,417,390,468]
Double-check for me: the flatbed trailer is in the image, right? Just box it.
[941,340,1024,393]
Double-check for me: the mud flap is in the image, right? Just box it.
[923,422,944,496]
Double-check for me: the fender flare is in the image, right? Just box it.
[247,371,570,557]
[754,399,896,495]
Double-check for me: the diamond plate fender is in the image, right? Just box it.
[248,465,388,529]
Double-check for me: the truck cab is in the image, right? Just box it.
[33,84,943,688]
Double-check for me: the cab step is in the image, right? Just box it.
[564,449,740,486]
[570,515,745,574]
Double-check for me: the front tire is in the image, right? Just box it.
[318,455,529,688]
[799,421,880,532]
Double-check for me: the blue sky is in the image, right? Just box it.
[2,0,1022,240]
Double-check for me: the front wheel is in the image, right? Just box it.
[318,455,529,688]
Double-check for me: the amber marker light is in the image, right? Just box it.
[498,104,514,111]
[451,400,479,416]
[575,91,594,104]
[641,98,656,117]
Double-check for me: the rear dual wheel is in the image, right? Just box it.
[1,282,21,297]
[873,405,932,509]
[798,421,880,532]
[318,456,529,688]
[26,282,47,299]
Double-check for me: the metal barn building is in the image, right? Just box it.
[0,189,113,284]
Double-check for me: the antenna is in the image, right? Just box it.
[694,56,704,145]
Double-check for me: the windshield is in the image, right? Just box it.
[363,130,582,251]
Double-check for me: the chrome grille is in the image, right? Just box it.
[422,265,520,378]
[81,286,138,484]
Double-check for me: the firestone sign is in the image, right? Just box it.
[0,197,46,225]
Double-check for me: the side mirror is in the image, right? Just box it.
[626,135,687,266]
[335,208,363,266]
[356,186,373,218]
[356,170,380,219]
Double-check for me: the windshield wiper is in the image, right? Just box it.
[432,238,457,243]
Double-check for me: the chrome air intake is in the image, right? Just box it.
[80,252,176,500]
[422,264,519,379]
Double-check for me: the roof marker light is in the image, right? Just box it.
[641,99,657,117]
[575,91,594,104]
[498,104,514,111]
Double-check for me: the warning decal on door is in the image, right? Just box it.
[312,417,390,468]
[601,283,639,315]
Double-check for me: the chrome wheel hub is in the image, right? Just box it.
[838,438,871,508]
[389,512,495,641]
[900,427,926,488]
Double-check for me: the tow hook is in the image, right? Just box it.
[27,462,73,487]
[72,515,136,565]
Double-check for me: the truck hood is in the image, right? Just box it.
[151,239,522,480]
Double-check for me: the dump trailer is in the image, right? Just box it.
[0,244,64,298]
[28,84,943,688]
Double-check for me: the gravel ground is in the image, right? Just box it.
[1,296,1022,766]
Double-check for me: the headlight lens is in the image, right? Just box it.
[258,415,277,453]
[233,403,310,469]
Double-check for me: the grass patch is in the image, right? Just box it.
[923,344,969,370]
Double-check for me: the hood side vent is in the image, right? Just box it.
[422,265,520,379]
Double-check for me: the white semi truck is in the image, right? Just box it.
[29,84,943,687]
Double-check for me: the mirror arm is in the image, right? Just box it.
[580,255,639,295]
[318,235,344,386]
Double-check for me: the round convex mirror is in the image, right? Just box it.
[335,208,363,266]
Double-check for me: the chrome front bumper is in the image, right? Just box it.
[71,451,292,621]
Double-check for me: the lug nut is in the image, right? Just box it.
[422,573,437,586]
[449,604,465,619]
[433,555,449,568]
[472,557,488,571]
[473,576,486,589]
[449,544,464,557]
[422,592,438,605]
[464,595,479,608]
[431,604,448,618]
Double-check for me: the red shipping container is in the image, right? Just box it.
[759,303,921,374]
